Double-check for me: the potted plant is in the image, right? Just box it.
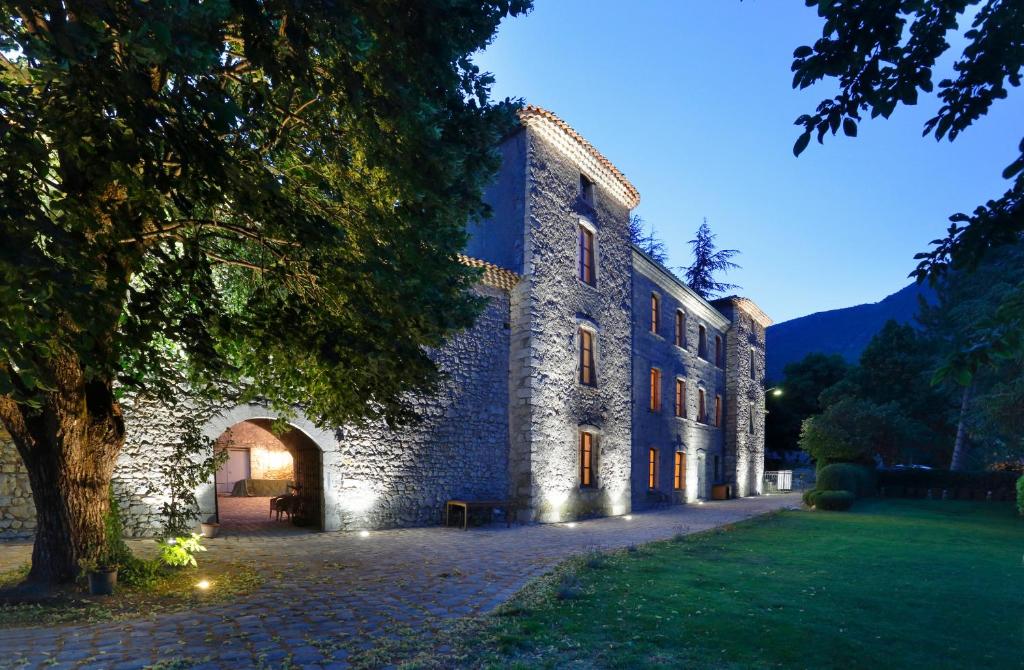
[79,553,117,596]
[200,516,220,538]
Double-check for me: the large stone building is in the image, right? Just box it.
[0,106,770,539]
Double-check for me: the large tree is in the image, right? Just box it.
[0,0,530,587]
[765,352,849,455]
[683,219,740,299]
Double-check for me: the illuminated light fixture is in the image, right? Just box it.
[566,522,577,528]
[196,579,211,590]
[359,530,370,538]
[698,500,705,506]
[624,515,633,521]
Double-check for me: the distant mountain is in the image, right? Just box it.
[765,282,936,381]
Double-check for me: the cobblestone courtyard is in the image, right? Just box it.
[0,494,799,669]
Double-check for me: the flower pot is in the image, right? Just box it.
[200,522,220,538]
[88,568,117,596]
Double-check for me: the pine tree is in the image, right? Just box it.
[629,214,669,264]
[684,219,740,299]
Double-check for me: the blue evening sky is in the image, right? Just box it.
[473,1,1022,323]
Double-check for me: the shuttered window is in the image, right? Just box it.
[580,431,595,488]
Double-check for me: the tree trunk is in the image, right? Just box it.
[0,351,124,586]
[949,383,974,472]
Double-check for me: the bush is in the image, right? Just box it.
[815,490,855,511]
[802,489,823,507]
[1017,476,1024,516]
[817,463,876,498]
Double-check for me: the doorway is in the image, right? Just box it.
[216,448,252,494]
[696,450,709,499]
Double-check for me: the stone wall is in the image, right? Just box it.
[0,428,34,539]
[631,251,730,508]
[214,420,295,482]
[507,127,634,521]
[714,298,770,497]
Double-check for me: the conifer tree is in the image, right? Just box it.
[684,219,740,299]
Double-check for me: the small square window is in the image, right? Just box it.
[580,174,595,206]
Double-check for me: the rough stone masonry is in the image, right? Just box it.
[0,106,771,539]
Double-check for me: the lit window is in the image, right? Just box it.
[578,225,595,286]
[674,378,686,418]
[715,394,723,427]
[650,294,660,334]
[580,174,595,206]
[648,448,658,489]
[580,431,595,488]
[649,368,662,412]
[579,328,596,387]
[715,335,723,368]
[674,451,686,490]
[675,310,685,348]
[698,325,708,359]
[698,388,707,423]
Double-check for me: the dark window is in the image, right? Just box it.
[674,451,686,490]
[715,394,723,427]
[715,335,723,368]
[674,378,686,418]
[580,431,595,488]
[650,294,660,334]
[675,310,686,347]
[648,448,658,489]
[748,401,755,434]
[578,225,595,286]
[580,174,595,206]
[750,348,757,380]
[579,328,596,386]
[649,368,662,412]
[698,389,707,423]
[698,325,708,359]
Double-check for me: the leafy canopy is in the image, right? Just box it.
[0,0,531,427]
[790,1,1022,277]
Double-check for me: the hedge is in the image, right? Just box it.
[1017,476,1024,516]
[802,489,823,507]
[815,490,855,511]
[817,463,876,498]
[878,469,1019,500]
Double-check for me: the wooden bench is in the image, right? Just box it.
[445,499,518,530]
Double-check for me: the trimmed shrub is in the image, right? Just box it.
[817,463,876,498]
[815,490,855,511]
[877,469,1019,499]
[1017,476,1024,516]
[801,489,825,507]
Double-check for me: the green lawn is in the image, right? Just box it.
[361,500,1024,669]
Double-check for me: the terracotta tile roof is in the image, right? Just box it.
[518,105,641,209]
[712,295,773,328]
[458,255,520,291]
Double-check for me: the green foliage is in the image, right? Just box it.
[790,1,1023,280]
[814,490,855,511]
[878,469,1019,495]
[159,416,227,537]
[629,214,669,265]
[766,353,849,453]
[801,488,823,507]
[816,463,876,498]
[1017,476,1024,516]
[158,534,207,568]
[683,219,740,299]
[799,396,918,467]
[0,0,532,433]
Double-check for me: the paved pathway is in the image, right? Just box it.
[0,494,800,669]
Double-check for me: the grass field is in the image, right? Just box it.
[358,500,1024,669]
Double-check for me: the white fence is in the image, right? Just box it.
[763,470,794,493]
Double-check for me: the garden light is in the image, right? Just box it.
[196,579,210,590]
[359,530,370,538]
[566,522,577,528]
[624,515,633,521]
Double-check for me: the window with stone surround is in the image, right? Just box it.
[649,367,662,412]
[650,293,660,334]
[748,401,756,434]
[675,310,686,348]
[674,378,686,418]
[674,451,686,490]
[648,447,658,489]
[579,430,595,488]
[749,347,757,380]
[698,325,708,359]
[715,394,723,427]
[578,327,597,387]
[580,173,596,207]
[698,388,707,423]
[578,223,596,286]
[715,335,723,368]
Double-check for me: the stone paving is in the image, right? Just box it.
[0,494,800,669]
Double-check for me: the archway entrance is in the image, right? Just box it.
[212,419,324,534]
